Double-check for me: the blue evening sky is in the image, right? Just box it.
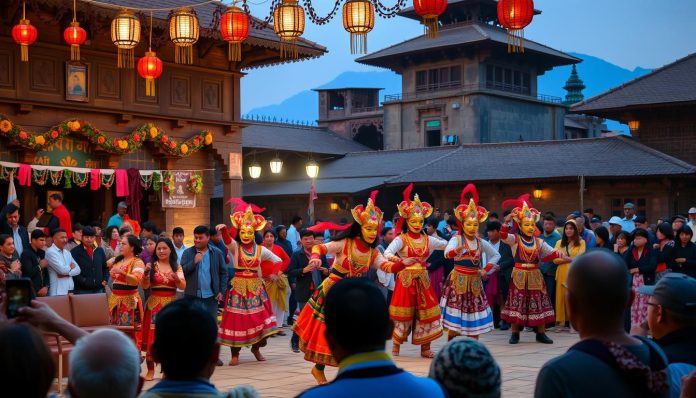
[241,0,696,112]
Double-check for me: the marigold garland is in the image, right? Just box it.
[187,173,203,194]
[162,172,176,193]
[0,115,214,157]
[101,173,115,189]
[73,171,89,188]
[33,169,47,186]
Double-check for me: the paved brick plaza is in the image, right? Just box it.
[141,329,579,398]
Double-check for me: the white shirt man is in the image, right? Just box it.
[688,207,696,243]
[46,230,81,296]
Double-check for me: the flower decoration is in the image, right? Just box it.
[0,120,12,133]
[187,173,203,194]
[162,172,176,193]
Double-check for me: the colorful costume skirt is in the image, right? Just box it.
[390,267,443,345]
[440,267,493,335]
[141,290,177,355]
[219,275,278,347]
[292,274,342,366]
[501,264,555,327]
[109,288,143,347]
[631,273,648,328]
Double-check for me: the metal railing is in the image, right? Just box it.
[383,83,562,104]
[242,114,318,127]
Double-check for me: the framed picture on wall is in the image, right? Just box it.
[66,62,88,102]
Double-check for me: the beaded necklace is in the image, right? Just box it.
[239,243,258,269]
[517,234,538,263]
[460,236,481,265]
[347,238,373,275]
[403,233,428,258]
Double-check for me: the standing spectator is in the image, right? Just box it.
[0,234,21,283]
[287,216,303,252]
[688,207,696,243]
[26,207,47,235]
[430,339,501,398]
[534,251,669,398]
[275,225,293,257]
[673,215,687,236]
[0,201,29,257]
[91,221,104,247]
[296,278,446,398]
[105,225,122,258]
[583,208,594,221]
[20,230,49,296]
[172,227,187,264]
[287,229,329,353]
[261,229,291,334]
[593,226,612,250]
[623,228,658,335]
[620,202,637,233]
[540,215,561,314]
[590,216,603,231]
[46,228,81,295]
[553,220,586,331]
[209,226,230,265]
[608,216,623,244]
[181,226,227,326]
[654,222,676,281]
[71,226,108,294]
[141,235,157,266]
[486,221,515,330]
[48,193,73,239]
[672,225,696,278]
[107,201,129,228]
[572,213,596,249]
[139,300,258,398]
[377,226,396,302]
[141,222,157,244]
[66,223,83,251]
[425,218,447,298]
[614,230,632,256]
[636,216,657,245]
[641,273,696,397]
[437,210,451,234]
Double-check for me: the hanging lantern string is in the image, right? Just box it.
[73,0,77,21]
[79,0,219,12]
[149,10,153,51]
[22,0,26,19]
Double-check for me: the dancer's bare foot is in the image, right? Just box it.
[251,347,266,362]
[145,369,155,381]
[420,344,435,358]
[392,344,400,356]
[229,354,239,366]
[311,367,328,385]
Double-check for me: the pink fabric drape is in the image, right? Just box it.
[90,169,101,190]
[115,169,129,197]
[18,164,31,186]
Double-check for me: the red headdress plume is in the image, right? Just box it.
[308,190,382,233]
[501,193,540,225]
[454,184,489,226]
[226,198,266,237]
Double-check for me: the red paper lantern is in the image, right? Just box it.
[137,51,163,97]
[63,22,87,61]
[413,0,447,39]
[497,0,534,53]
[12,19,37,62]
[220,6,249,62]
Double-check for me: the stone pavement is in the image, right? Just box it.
[142,328,579,398]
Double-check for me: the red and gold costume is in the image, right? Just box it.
[109,256,145,347]
[385,184,446,355]
[219,206,280,358]
[141,261,185,378]
[442,184,500,338]
[500,194,560,344]
[260,244,291,330]
[293,192,404,383]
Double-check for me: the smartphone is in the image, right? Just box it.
[5,278,34,319]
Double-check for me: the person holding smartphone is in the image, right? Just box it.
[0,234,21,284]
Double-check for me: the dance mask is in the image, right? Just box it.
[397,183,433,234]
[231,205,266,245]
[501,194,540,238]
[351,190,383,244]
[454,184,489,239]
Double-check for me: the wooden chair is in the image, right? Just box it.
[36,295,73,395]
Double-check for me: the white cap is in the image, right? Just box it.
[689,207,696,214]
[608,216,623,225]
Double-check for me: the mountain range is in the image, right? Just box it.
[245,52,653,127]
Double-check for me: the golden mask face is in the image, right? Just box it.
[520,220,536,237]
[407,216,424,234]
[239,226,255,245]
[361,224,378,244]
[463,219,479,239]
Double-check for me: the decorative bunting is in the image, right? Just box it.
[101,173,115,189]
[33,169,47,186]
[73,170,89,188]
[63,169,73,188]
[50,170,64,186]
[152,171,162,192]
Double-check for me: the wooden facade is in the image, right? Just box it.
[0,0,324,239]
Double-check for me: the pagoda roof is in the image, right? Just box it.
[571,53,696,115]
[356,22,579,72]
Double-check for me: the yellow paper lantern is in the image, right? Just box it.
[169,8,200,64]
[111,9,141,68]
[628,120,640,133]
[342,0,375,54]
[274,0,305,59]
